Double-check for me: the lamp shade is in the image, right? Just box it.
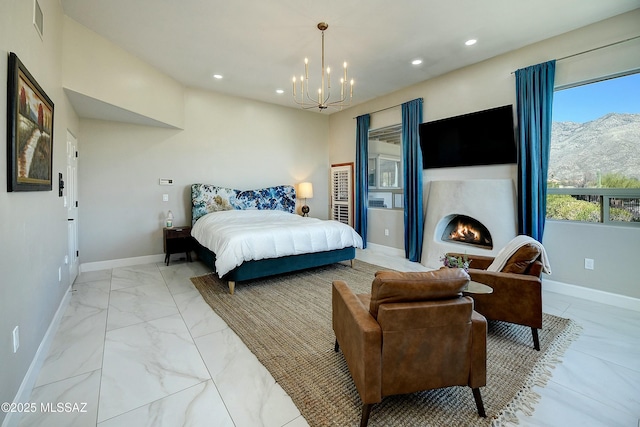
[298,182,314,199]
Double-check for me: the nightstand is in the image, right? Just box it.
[163,226,194,266]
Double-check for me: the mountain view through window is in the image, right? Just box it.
[547,72,640,224]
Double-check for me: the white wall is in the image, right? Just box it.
[62,17,185,129]
[0,0,80,422]
[79,88,329,263]
[328,10,640,299]
[543,221,638,298]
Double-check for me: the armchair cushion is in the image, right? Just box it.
[487,235,551,274]
[369,268,469,319]
[502,244,541,274]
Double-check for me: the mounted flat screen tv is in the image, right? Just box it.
[419,105,517,169]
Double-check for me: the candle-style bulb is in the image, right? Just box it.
[343,63,348,86]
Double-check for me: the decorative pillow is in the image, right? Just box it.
[235,186,296,211]
[501,243,541,274]
[368,268,469,319]
[211,195,234,211]
[191,184,238,223]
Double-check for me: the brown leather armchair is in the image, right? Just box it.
[332,268,487,427]
[448,243,544,350]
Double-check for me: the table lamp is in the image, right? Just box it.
[298,182,314,217]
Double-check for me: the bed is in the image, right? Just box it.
[191,183,363,294]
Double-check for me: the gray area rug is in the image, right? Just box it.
[191,261,580,427]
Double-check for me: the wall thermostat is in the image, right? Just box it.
[159,179,173,186]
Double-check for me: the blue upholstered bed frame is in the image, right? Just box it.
[191,184,356,293]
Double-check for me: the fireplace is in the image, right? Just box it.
[442,215,493,249]
[421,179,517,269]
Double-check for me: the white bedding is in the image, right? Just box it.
[191,209,364,276]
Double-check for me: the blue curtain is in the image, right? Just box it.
[355,114,370,248]
[515,60,556,242]
[402,99,424,261]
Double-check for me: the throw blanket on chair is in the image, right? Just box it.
[487,235,552,274]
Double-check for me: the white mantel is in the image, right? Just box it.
[421,179,517,269]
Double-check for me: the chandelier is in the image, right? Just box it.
[292,22,354,110]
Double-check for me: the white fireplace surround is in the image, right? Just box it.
[421,179,517,269]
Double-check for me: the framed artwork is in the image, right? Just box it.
[7,52,54,192]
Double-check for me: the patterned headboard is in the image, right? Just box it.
[191,184,297,223]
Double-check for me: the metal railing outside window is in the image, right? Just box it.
[546,187,640,226]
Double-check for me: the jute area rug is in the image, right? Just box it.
[191,261,580,427]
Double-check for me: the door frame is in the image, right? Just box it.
[66,130,79,284]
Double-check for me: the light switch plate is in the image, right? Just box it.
[162,194,169,202]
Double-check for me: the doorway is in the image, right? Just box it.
[66,130,79,284]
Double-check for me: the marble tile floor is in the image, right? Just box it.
[16,250,640,427]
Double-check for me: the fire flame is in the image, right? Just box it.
[450,221,480,242]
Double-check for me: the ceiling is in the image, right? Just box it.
[60,0,639,116]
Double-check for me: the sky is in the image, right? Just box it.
[552,71,640,123]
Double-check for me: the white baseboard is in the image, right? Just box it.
[2,286,73,427]
[80,254,165,272]
[364,242,405,258]
[543,278,640,312]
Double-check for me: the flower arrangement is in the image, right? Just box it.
[440,254,471,272]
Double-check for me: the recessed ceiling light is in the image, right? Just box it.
[213,74,223,79]
[465,39,477,46]
[276,89,284,94]
[411,59,423,65]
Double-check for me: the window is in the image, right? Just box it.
[547,72,640,226]
[369,155,401,188]
[368,124,403,210]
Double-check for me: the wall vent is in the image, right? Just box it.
[33,0,44,39]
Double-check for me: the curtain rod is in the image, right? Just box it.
[511,34,640,74]
[352,98,423,119]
